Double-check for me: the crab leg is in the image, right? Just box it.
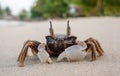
[17,41,29,61]
[91,42,97,61]
[31,50,37,56]
[89,38,104,56]
[17,43,26,61]
[92,40,103,56]
[17,40,41,67]
[94,39,104,53]
[21,46,28,66]
[86,41,96,61]
[18,42,30,67]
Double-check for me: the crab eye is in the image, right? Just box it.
[48,39,56,44]
[65,36,77,44]
[65,39,74,44]
[46,36,56,44]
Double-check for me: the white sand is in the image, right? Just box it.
[0,17,120,76]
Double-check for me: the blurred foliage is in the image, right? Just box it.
[105,0,120,6]
[4,7,11,16]
[104,0,120,16]
[0,0,120,20]
[71,0,120,16]
[1,0,120,20]
[0,5,12,18]
[31,0,69,19]
[0,5,3,17]
[19,9,29,20]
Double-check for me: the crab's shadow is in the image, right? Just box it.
[24,56,58,66]
[22,53,101,67]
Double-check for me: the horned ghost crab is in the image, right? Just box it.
[17,21,104,67]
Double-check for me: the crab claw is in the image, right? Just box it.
[37,43,53,64]
[57,41,88,62]
[57,52,67,62]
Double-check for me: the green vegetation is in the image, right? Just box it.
[0,5,3,17]
[31,0,69,19]
[0,6,12,18]
[71,0,120,16]
[19,9,29,20]
[31,0,120,19]
[1,0,120,20]
[4,7,12,16]
[104,0,120,16]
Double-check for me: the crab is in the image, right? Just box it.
[17,21,104,67]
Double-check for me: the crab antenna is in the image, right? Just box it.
[67,20,71,37]
[49,21,54,36]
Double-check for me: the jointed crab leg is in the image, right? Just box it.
[31,50,37,56]
[85,38,104,61]
[17,40,41,67]
[88,38,104,56]
[92,40,103,56]
[94,39,104,53]
[91,42,97,61]
[17,41,28,61]
[17,43,29,66]
[86,41,96,61]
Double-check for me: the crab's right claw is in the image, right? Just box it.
[57,52,66,62]
[37,43,53,64]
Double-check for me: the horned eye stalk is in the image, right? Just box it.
[49,21,55,37]
[67,20,71,37]
[49,20,71,37]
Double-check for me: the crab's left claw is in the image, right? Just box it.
[57,52,66,62]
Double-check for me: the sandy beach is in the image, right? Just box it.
[0,17,120,76]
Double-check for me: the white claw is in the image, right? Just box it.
[57,52,66,62]
[57,41,87,62]
[37,43,53,63]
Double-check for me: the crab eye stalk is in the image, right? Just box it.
[49,21,55,37]
[46,36,56,44]
[65,36,77,44]
[66,20,71,37]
